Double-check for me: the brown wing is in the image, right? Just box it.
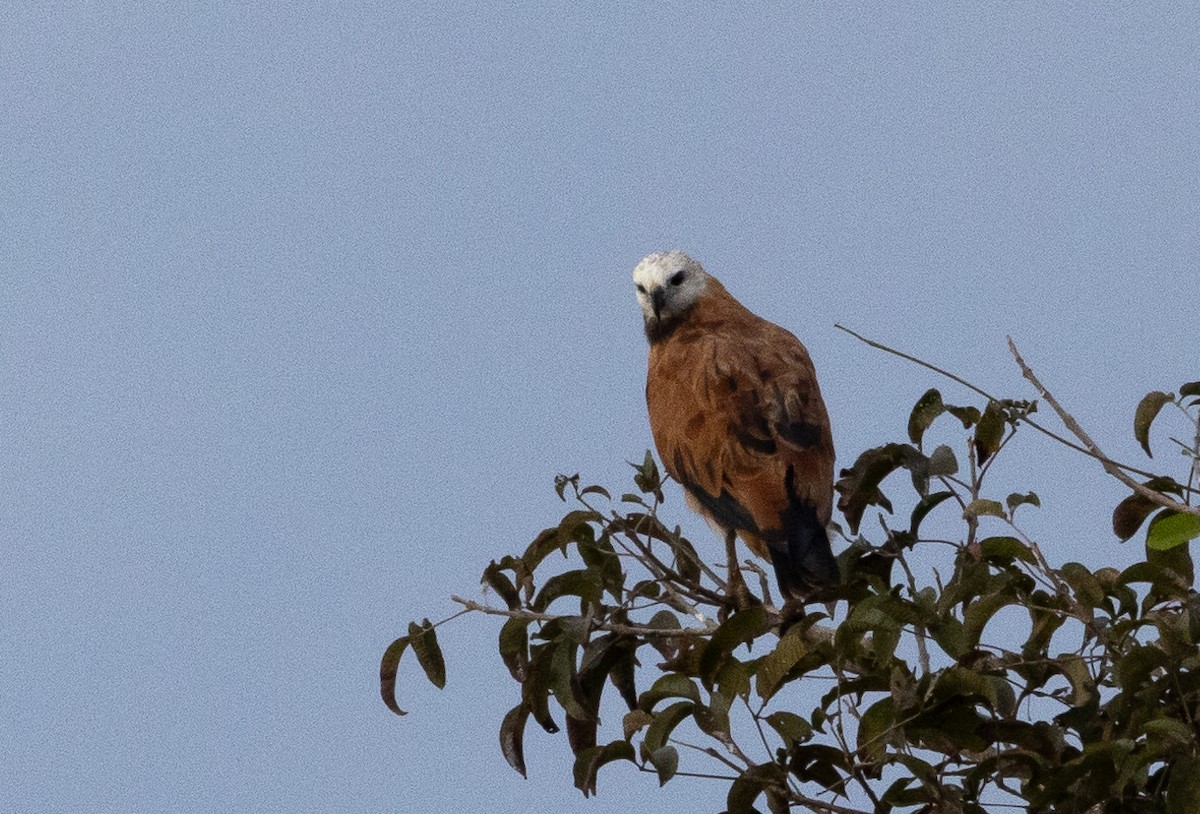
[647,319,834,539]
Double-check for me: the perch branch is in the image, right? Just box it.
[1007,338,1200,519]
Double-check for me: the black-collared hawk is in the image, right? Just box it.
[633,251,838,607]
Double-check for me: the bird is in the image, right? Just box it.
[633,251,838,610]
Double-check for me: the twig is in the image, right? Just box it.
[614,525,727,606]
[634,765,738,782]
[450,596,718,636]
[1007,338,1200,519]
[673,740,740,770]
[783,791,874,814]
[670,737,744,773]
[1187,403,1200,506]
[835,324,1195,492]
[894,548,931,675]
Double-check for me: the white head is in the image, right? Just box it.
[632,251,710,340]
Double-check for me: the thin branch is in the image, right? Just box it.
[1008,338,1200,519]
[742,695,775,759]
[828,663,884,810]
[670,737,745,773]
[1188,402,1200,506]
[629,482,727,587]
[634,765,739,782]
[783,791,874,814]
[836,323,995,402]
[614,524,727,606]
[835,324,1195,492]
[711,728,757,771]
[450,596,718,636]
[895,548,932,675]
[430,607,474,629]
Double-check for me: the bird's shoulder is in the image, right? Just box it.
[649,299,819,402]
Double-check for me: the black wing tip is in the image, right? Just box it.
[767,509,839,602]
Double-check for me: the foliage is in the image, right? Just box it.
[383,369,1200,814]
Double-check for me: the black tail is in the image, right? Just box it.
[766,504,839,602]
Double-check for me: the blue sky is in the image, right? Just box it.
[3,4,1197,812]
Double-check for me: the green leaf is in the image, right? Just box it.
[979,535,1037,565]
[908,388,945,446]
[755,629,809,703]
[645,609,681,632]
[622,709,653,740]
[1113,493,1162,541]
[727,764,787,814]
[1167,755,1200,814]
[523,510,600,573]
[379,635,410,715]
[1113,642,1166,690]
[1147,510,1200,551]
[638,673,702,711]
[641,700,694,756]
[498,618,530,682]
[580,484,611,500]
[931,615,966,658]
[555,473,577,500]
[1134,391,1174,457]
[974,400,1006,466]
[693,690,732,738]
[764,710,812,745]
[1060,562,1105,607]
[1180,381,1200,398]
[1113,478,1187,541]
[857,696,897,764]
[523,642,560,734]
[834,443,922,533]
[726,777,762,814]
[499,703,530,777]
[665,533,703,584]
[927,444,959,477]
[789,743,850,792]
[946,404,982,428]
[606,645,638,711]
[549,638,588,721]
[910,490,955,537]
[532,569,602,612]
[631,450,664,499]
[963,499,1005,519]
[1145,536,1195,596]
[573,739,635,796]
[648,745,679,786]
[482,561,521,610]
[408,620,446,689]
[1143,717,1194,749]
[1057,653,1097,707]
[930,667,993,705]
[699,606,769,688]
[522,528,566,573]
[1006,491,1040,515]
[963,593,1014,649]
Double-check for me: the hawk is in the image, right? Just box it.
[633,251,838,608]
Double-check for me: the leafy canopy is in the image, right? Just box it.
[384,358,1200,814]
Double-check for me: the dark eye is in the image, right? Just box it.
[669,271,687,286]
[635,283,646,294]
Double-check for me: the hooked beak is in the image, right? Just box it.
[650,287,666,319]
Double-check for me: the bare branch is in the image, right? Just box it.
[835,324,1197,493]
[1008,338,1200,520]
[450,596,719,637]
[783,791,874,814]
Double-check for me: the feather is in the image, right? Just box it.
[640,263,836,601]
